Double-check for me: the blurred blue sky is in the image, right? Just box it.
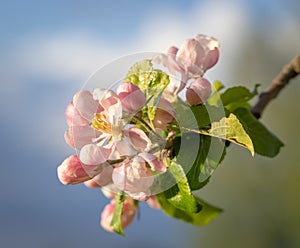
[0,0,299,247]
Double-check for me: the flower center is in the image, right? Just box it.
[92,113,112,134]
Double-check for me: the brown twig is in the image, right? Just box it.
[251,54,300,119]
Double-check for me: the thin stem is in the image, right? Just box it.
[251,54,300,119]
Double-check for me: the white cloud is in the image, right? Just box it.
[13,1,251,86]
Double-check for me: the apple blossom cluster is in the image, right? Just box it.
[57,34,220,233]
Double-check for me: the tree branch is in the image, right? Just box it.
[251,54,300,119]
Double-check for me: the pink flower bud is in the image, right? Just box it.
[112,157,154,201]
[57,155,91,185]
[167,46,178,56]
[176,38,205,75]
[154,97,176,130]
[186,78,212,106]
[195,34,220,70]
[100,199,136,232]
[117,82,146,114]
[176,35,220,76]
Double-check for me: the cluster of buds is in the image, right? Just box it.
[57,34,220,232]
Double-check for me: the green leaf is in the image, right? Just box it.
[185,114,255,156]
[234,108,284,157]
[125,59,170,121]
[189,136,226,188]
[220,85,259,112]
[212,80,225,92]
[110,191,126,236]
[172,97,227,130]
[164,160,202,213]
[157,194,222,226]
[207,81,225,106]
[173,133,226,191]
[191,104,228,128]
[125,59,153,82]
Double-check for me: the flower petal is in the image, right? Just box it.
[176,38,205,75]
[154,97,176,130]
[79,144,110,165]
[123,127,152,152]
[112,157,154,200]
[147,196,161,209]
[65,125,99,150]
[100,199,136,232]
[117,82,146,114]
[65,102,89,127]
[73,90,102,121]
[84,166,113,188]
[93,88,122,119]
[138,152,167,173]
[186,77,212,106]
[57,155,90,185]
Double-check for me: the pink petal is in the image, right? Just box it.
[153,53,184,75]
[93,89,122,118]
[79,144,110,165]
[84,166,113,188]
[203,48,220,70]
[65,102,89,127]
[57,155,90,185]
[101,184,119,198]
[195,34,220,50]
[112,139,135,159]
[167,46,179,56]
[195,34,220,70]
[64,125,99,150]
[123,127,152,152]
[147,196,161,209]
[117,82,146,114]
[186,77,212,106]
[73,90,102,121]
[176,38,205,75]
[154,97,176,130]
[100,199,136,232]
[112,158,154,200]
[138,152,167,173]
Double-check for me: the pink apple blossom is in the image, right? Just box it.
[112,157,154,201]
[176,34,220,76]
[186,77,212,106]
[57,154,109,185]
[154,35,219,95]
[64,91,103,150]
[100,199,136,232]
[112,154,166,201]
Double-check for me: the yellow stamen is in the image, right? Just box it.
[92,113,112,134]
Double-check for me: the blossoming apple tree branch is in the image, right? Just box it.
[251,54,300,119]
[57,34,286,235]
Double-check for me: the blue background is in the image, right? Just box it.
[1,0,300,247]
